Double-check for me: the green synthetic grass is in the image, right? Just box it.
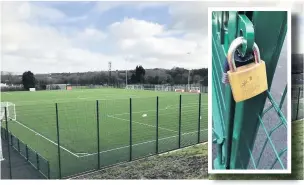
[1,88,208,178]
[73,143,208,179]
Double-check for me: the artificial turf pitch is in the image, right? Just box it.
[1,88,208,178]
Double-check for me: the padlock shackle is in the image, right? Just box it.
[227,37,261,72]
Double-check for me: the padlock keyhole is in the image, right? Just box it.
[239,29,244,37]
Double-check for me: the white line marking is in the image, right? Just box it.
[14,94,149,104]
[108,115,177,133]
[75,153,90,155]
[12,119,79,157]
[109,103,208,116]
[78,129,208,158]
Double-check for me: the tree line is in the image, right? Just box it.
[1,66,208,90]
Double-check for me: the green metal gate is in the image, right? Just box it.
[212,11,288,170]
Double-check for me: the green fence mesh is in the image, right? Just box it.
[244,90,287,169]
[1,130,51,178]
[2,93,207,179]
[292,86,303,121]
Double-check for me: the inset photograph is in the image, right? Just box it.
[209,9,291,173]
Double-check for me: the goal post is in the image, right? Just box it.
[46,84,68,90]
[188,86,201,93]
[155,85,171,92]
[126,85,144,90]
[0,118,4,161]
[0,102,16,161]
[0,102,16,121]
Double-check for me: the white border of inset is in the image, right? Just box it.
[208,7,292,174]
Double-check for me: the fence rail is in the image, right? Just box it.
[1,127,50,179]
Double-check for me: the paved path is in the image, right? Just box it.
[1,138,45,179]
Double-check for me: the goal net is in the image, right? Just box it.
[189,86,201,93]
[0,102,16,161]
[126,85,144,90]
[46,84,67,90]
[1,102,16,121]
[155,85,171,92]
[0,120,3,161]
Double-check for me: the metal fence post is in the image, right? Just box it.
[17,139,20,152]
[4,107,12,179]
[279,85,287,110]
[156,96,159,154]
[55,103,62,179]
[10,133,13,146]
[129,98,132,161]
[178,95,182,148]
[198,93,202,143]
[296,87,301,120]
[36,153,40,170]
[96,100,101,169]
[47,161,50,179]
[25,145,29,161]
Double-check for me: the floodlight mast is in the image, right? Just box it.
[187,52,191,91]
[126,69,127,86]
[125,58,127,87]
[125,56,130,87]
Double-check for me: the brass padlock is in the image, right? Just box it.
[227,37,268,102]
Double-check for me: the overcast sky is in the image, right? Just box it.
[0,1,303,74]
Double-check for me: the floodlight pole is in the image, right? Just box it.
[125,56,130,87]
[126,69,128,86]
[188,70,191,90]
[187,52,191,91]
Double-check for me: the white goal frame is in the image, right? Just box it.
[46,84,67,90]
[0,120,3,161]
[1,102,16,121]
[0,102,16,162]
[126,85,144,90]
[155,85,171,92]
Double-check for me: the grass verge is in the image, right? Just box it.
[72,143,208,179]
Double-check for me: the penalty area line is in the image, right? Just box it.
[78,129,208,158]
[12,119,80,157]
[108,115,177,133]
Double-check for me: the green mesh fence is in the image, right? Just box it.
[2,93,208,179]
[28,146,38,169]
[212,87,288,169]
[2,130,51,178]
[19,140,27,158]
[99,98,131,167]
[244,89,287,169]
[7,103,58,178]
[292,86,303,121]
[56,100,98,178]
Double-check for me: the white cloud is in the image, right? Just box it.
[93,1,166,14]
[1,1,302,74]
[1,2,207,73]
[108,18,164,39]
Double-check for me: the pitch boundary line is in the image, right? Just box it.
[108,103,208,117]
[11,119,79,157]
[108,115,177,133]
[10,119,208,159]
[77,129,208,158]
